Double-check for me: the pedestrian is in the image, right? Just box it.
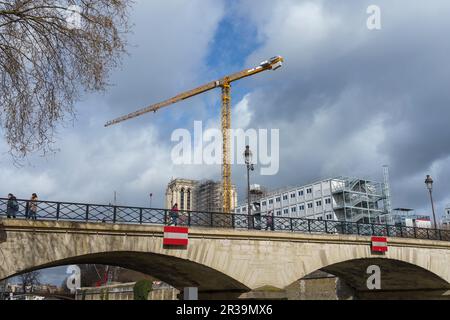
[28,193,38,220]
[169,203,179,226]
[265,210,275,231]
[6,194,19,219]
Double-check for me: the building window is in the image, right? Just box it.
[276,210,282,216]
[242,207,247,212]
[290,193,296,199]
[269,199,274,205]
[187,189,191,210]
[236,209,241,213]
[307,203,313,209]
[262,201,267,206]
[180,188,185,210]
[326,214,333,220]
[318,217,323,221]
[325,198,331,205]
[298,190,304,197]
[299,205,305,211]
[291,207,297,213]
[283,209,289,215]
[307,188,312,194]
[276,197,281,203]
[316,201,322,207]
[283,195,288,201]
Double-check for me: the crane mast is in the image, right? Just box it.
[222,78,232,213]
[105,56,284,213]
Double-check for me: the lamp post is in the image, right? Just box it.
[244,146,254,229]
[425,175,437,229]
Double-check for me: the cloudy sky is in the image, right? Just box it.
[1,0,450,225]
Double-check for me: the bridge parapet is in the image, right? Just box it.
[1,198,449,242]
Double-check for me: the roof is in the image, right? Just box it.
[393,208,415,212]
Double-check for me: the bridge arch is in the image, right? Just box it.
[0,221,251,298]
[4,251,249,298]
[2,220,450,299]
[292,257,450,299]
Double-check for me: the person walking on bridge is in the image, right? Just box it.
[28,193,38,220]
[6,194,18,219]
[265,210,275,231]
[169,203,179,226]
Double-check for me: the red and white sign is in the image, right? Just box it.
[163,226,189,246]
[371,236,388,252]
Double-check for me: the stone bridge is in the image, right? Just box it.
[1,220,449,299]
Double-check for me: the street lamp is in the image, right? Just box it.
[244,146,254,229]
[425,175,437,229]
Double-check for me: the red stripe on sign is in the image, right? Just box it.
[371,237,387,243]
[163,238,188,246]
[164,226,189,234]
[372,246,388,252]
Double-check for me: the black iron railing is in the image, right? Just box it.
[1,198,449,242]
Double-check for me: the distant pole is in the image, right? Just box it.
[114,191,117,206]
[425,175,437,229]
[149,193,153,208]
[244,146,254,229]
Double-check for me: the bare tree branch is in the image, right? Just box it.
[0,0,133,161]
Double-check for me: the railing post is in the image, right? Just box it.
[232,214,235,229]
[290,218,294,232]
[210,213,214,228]
[85,205,90,222]
[414,227,417,239]
[25,201,29,219]
[439,229,442,241]
[113,206,117,224]
[426,228,430,240]
[188,211,191,227]
[371,223,375,236]
[356,222,360,236]
[164,210,168,225]
[400,226,403,238]
[56,203,60,220]
[308,219,311,233]
[325,220,328,234]
[139,208,143,225]
[386,224,390,237]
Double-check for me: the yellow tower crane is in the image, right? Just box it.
[105,56,284,213]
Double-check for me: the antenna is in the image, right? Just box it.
[382,165,392,215]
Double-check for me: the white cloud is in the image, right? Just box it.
[233,94,253,129]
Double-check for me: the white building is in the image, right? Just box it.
[234,177,387,224]
[381,208,432,228]
[442,204,450,229]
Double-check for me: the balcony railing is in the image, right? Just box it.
[1,198,449,242]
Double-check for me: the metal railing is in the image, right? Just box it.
[1,198,449,242]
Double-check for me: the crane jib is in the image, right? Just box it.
[104,55,284,213]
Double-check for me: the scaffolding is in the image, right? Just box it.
[195,180,223,213]
[331,177,386,223]
[382,165,393,215]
